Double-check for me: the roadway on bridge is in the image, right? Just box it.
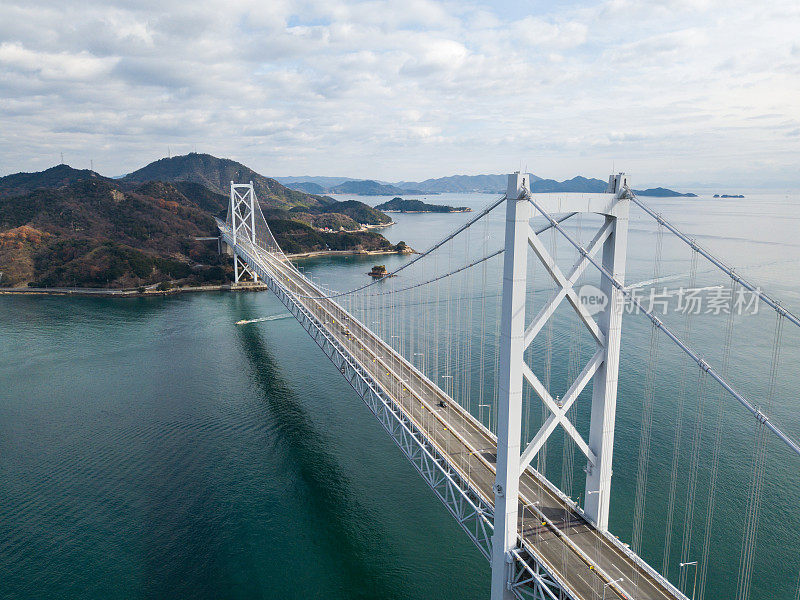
[242,238,682,600]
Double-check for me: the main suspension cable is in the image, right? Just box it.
[285,212,576,301]
[630,194,800,330]
[282,194,508,300]
[526,194,800,458]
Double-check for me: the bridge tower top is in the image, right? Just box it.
[607,172,630,194]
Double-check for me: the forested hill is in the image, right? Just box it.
[328,180,425,195]
[299,200,392,225]
[0,164,109,198]
[375,198,471,213]
[0,179,229,288]
[122,153,335,210]
[0,164,402,288]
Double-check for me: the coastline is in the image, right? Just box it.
[287,248,415,259]
[379,209,472,214]
[0,283,269,298]
[0,249,416,296]
[363,221,395,228]
[314,220,394,234]
[0,240,416,296]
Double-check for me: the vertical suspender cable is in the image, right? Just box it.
[539,226,557,479]
[446,237,453,397]
[492,253,501,436]
[663,249,700,576]
[736,311,785,600]
[478,215,488,427]
[561,300,579,501]
[698,278,738,600]
[680,368,709,591]
[455,231,466,406]
[409,255,415,371]
[434,249,440,383]
[464,226,474,416]
[632,223,664,557]
[561,212,583,502]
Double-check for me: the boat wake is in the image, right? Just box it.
[236,314,292,325]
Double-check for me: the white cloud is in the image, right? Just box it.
[511,16,588,49]
[0,42,116,81]
[0,0,798,187]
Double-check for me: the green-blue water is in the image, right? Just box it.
[2,192,799,599]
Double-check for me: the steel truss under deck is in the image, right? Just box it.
[219,226,574,600]
[218,174,688,600]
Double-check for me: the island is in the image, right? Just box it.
[713,194,745,198]
[368,265,394,279]
[0,155,411,292]
[375,197,472,213]
[635,188,697,197]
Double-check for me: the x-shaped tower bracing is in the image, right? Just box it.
[229,182,259,284]
[492,172,630,600]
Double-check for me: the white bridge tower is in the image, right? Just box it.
[492,172,630,600]
[228,181,259,284]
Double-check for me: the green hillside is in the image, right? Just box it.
[0,164,109,198]
[266,219,401,255]
[375,197,470,213]
[298,200,392,225]
[122,153,335,210]
[0,163,403,288]
[0,179,228,287]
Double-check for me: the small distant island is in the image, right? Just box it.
[368,265,394,278]
[375,197,472,213]
[635,188,697,197]
[714,194,745,198]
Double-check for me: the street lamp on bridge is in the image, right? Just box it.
[441,374,453,398]
[478,403,491,430]
[413,352,425,372]
[679,560,698,600]
[602,577,625,600]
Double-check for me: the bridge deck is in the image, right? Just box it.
[230,234,682,600]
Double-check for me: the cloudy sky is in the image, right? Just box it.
[1,0,798,188]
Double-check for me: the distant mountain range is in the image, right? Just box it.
[329,180,427,195]
[275,175,362,188]
[275,174,696,197]
[0,154,700,289]
[284,178,426,196]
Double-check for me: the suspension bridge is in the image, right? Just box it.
[217,173,800,600]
